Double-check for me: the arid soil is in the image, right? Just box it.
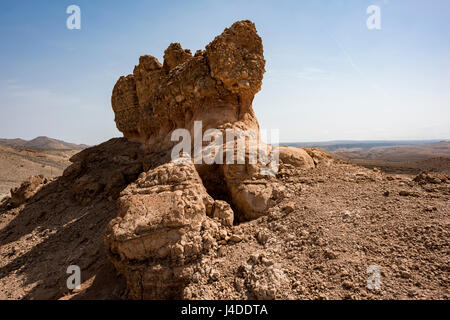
[0,140,448,300]
[343,157,450,176]
[0,145,78,200]
[184,160,449,300]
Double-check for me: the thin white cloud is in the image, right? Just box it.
[297,67,334,80]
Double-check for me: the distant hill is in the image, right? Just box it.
[0,136,88,151]
[283,140,450,174]
[284,139,449,151]
[332,141,450,162]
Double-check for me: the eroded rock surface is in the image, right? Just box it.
[279,147,315,169]
[111,19,283,220]
[61,138,143,203]
[110,21,286,218]
[111,20,264,150]
[105,159,233,299]
[9,175,49,207]
[106,20,294,298]
[105,20,316,299]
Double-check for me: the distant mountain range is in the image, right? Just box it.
[284,139,450,151]
[0,136,88,150]
[285,139,450,174]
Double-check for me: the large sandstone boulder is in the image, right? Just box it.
[111,20,264,150]
[105,20,315,299]
[279,146,315,169]
[110,20,279,222]
[105,159,233,299]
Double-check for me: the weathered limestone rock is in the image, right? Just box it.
[105,159,232,299]
[110,20,278,222]
[304,148,333,166]
[279,146,315,169]
[111,20,264,149]
[106,20,314,299]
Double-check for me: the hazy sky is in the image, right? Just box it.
[0,0,449,145]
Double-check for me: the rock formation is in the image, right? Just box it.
[110,20,305,222]
[278,147,315,169]
[105,159,234,298]
[111,20,264,148]
[106,20,315,299]
[9,175,49,207]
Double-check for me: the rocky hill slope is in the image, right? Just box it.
[0,139,448,299]
[0,145,79,200]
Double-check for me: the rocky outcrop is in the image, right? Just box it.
[9,175,49,207]
[110,20,280,222]
[111,20,264,150]
[279,147,315,169]
[105,20,315,299]
[105,158,233,299]
[304,148,333,166]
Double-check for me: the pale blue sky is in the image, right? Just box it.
[0,0,449,144]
